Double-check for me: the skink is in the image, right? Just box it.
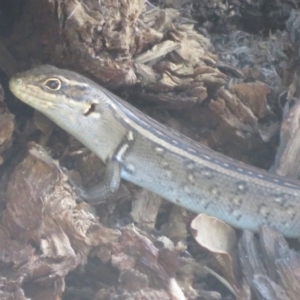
[9,65,300,238]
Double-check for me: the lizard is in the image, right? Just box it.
[9,65,300,238]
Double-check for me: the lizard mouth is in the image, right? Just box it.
[9,76,60,110]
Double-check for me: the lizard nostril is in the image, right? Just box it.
[9,77,23,92]
[15,78,23,86]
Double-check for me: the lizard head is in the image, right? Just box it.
[9,65,110,116]
[9,65,127,161]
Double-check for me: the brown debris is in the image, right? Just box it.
[191,215,251,299]
[7,0,280,164]
[213,88,258,126]
[271,100,300,178]
[238,226,300,300]
[110,224,187,299]
[0,85,14,165]
[0,38,18,77]
[131,189,162,229]
[270,11,300,178]
[228,81,272,119]
[9,0,219,105]
[1,143,122,297]
[0,143,198,299]
[161,206,189,243]
[3,0,300,299]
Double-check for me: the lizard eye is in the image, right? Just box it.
[44,78,61,91]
